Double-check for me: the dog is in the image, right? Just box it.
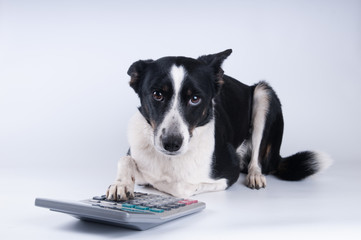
[106,49,332,200]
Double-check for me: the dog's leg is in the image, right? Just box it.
[194,179,228,196]
[106,156,136,201]
[154,179,228,198]
[247,83,270,189]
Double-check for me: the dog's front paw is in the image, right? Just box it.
[106,180,135,201]
[246,171,266,189]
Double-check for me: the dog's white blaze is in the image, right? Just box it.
[170,65,184,99]
[154,65,190,155]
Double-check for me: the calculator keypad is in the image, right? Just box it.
[86,192,199,215]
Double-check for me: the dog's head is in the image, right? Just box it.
[127,49,232,156]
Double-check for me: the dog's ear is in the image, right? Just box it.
[197,49,232,92]
[127,59,153,94]
[198,49,232,68]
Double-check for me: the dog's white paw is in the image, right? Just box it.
[246,171,266,189]
[106,179,135,201]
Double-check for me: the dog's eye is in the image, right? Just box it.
[189,96,201,106]
[153,91,164,101]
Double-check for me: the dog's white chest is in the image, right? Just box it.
[127,112,216,194]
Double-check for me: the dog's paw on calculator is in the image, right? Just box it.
[106,180,135,201]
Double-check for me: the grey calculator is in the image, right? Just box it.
[35,192,206,230]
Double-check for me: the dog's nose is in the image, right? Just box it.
[162,134,183,153]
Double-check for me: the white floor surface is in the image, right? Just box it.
[1,159,360,240]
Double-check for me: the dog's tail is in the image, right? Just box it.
[275,151,333,181]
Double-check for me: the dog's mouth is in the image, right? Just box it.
[158,149,182,156]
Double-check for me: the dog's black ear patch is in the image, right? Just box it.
[197,49,232,92]
[127,59,153,94]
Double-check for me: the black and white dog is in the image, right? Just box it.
[106,49,331,200]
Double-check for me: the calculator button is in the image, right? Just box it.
[134,192,148,197]
[178,199,198,205]
[93,195,106,201]
[165,204,180,209]
[134,206,149,210]
[121,203,135,208]
[99,202,117,208]
[149,208,164,213]
[126,200,139,204]
[158,206,172,211]
[121,208,149,213]
[142,204,156,208]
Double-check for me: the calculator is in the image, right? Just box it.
[35,192,206,230]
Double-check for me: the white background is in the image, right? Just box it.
[1,0,361,239]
